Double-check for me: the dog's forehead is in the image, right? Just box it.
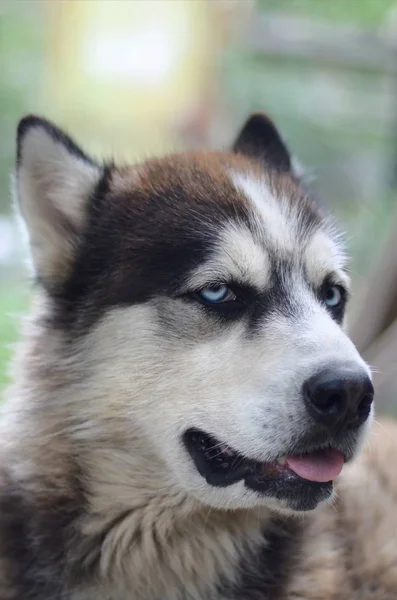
[110,151,319,244]
[107,151,336,278]
[111,151,259,216]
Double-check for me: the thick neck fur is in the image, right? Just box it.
[2,297,272,600]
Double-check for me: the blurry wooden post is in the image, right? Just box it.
[350,205,397,413]
[351,205,397,352]
[363,320,397,413]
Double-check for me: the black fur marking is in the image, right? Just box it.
[244,258,299,334]
[233,114,292,173]
[0,470,86,600]
[219,517,303,599]
[48,169,253,333]
[17,115,97,168]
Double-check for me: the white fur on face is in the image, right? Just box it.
[305,230,349,287]
[231,171,298,252]
[185,222,271,292]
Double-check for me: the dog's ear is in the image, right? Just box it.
[14,115,102,291]
[232,113,291,173]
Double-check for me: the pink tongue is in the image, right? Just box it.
[286,449,344,483]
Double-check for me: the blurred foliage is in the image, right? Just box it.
[257,0,397,27]
[0,3,45,214]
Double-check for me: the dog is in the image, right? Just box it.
[1,112,396,599]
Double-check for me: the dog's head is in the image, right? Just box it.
[14,114,373,513]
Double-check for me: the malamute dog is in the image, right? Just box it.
[1,113,397,599]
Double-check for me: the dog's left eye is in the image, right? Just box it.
[323,284,344,308]
[198,285,236,304]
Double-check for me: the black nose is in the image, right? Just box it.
[303,367,374,432]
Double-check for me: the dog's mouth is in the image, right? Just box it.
[183,429,346,510]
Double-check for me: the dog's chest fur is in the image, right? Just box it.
[1,421,397,600]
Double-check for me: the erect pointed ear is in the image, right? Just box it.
[14,115,102,291]
[232,113,292,173]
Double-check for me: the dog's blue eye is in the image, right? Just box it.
[198,285,235,304]
[324,285,343,308]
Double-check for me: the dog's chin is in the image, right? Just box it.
[181,428,355,513]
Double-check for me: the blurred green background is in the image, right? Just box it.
[1,0,397,408]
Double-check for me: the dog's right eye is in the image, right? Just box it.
[180,282,250,315]
[183,283,248,314]
[197,285,236,305]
